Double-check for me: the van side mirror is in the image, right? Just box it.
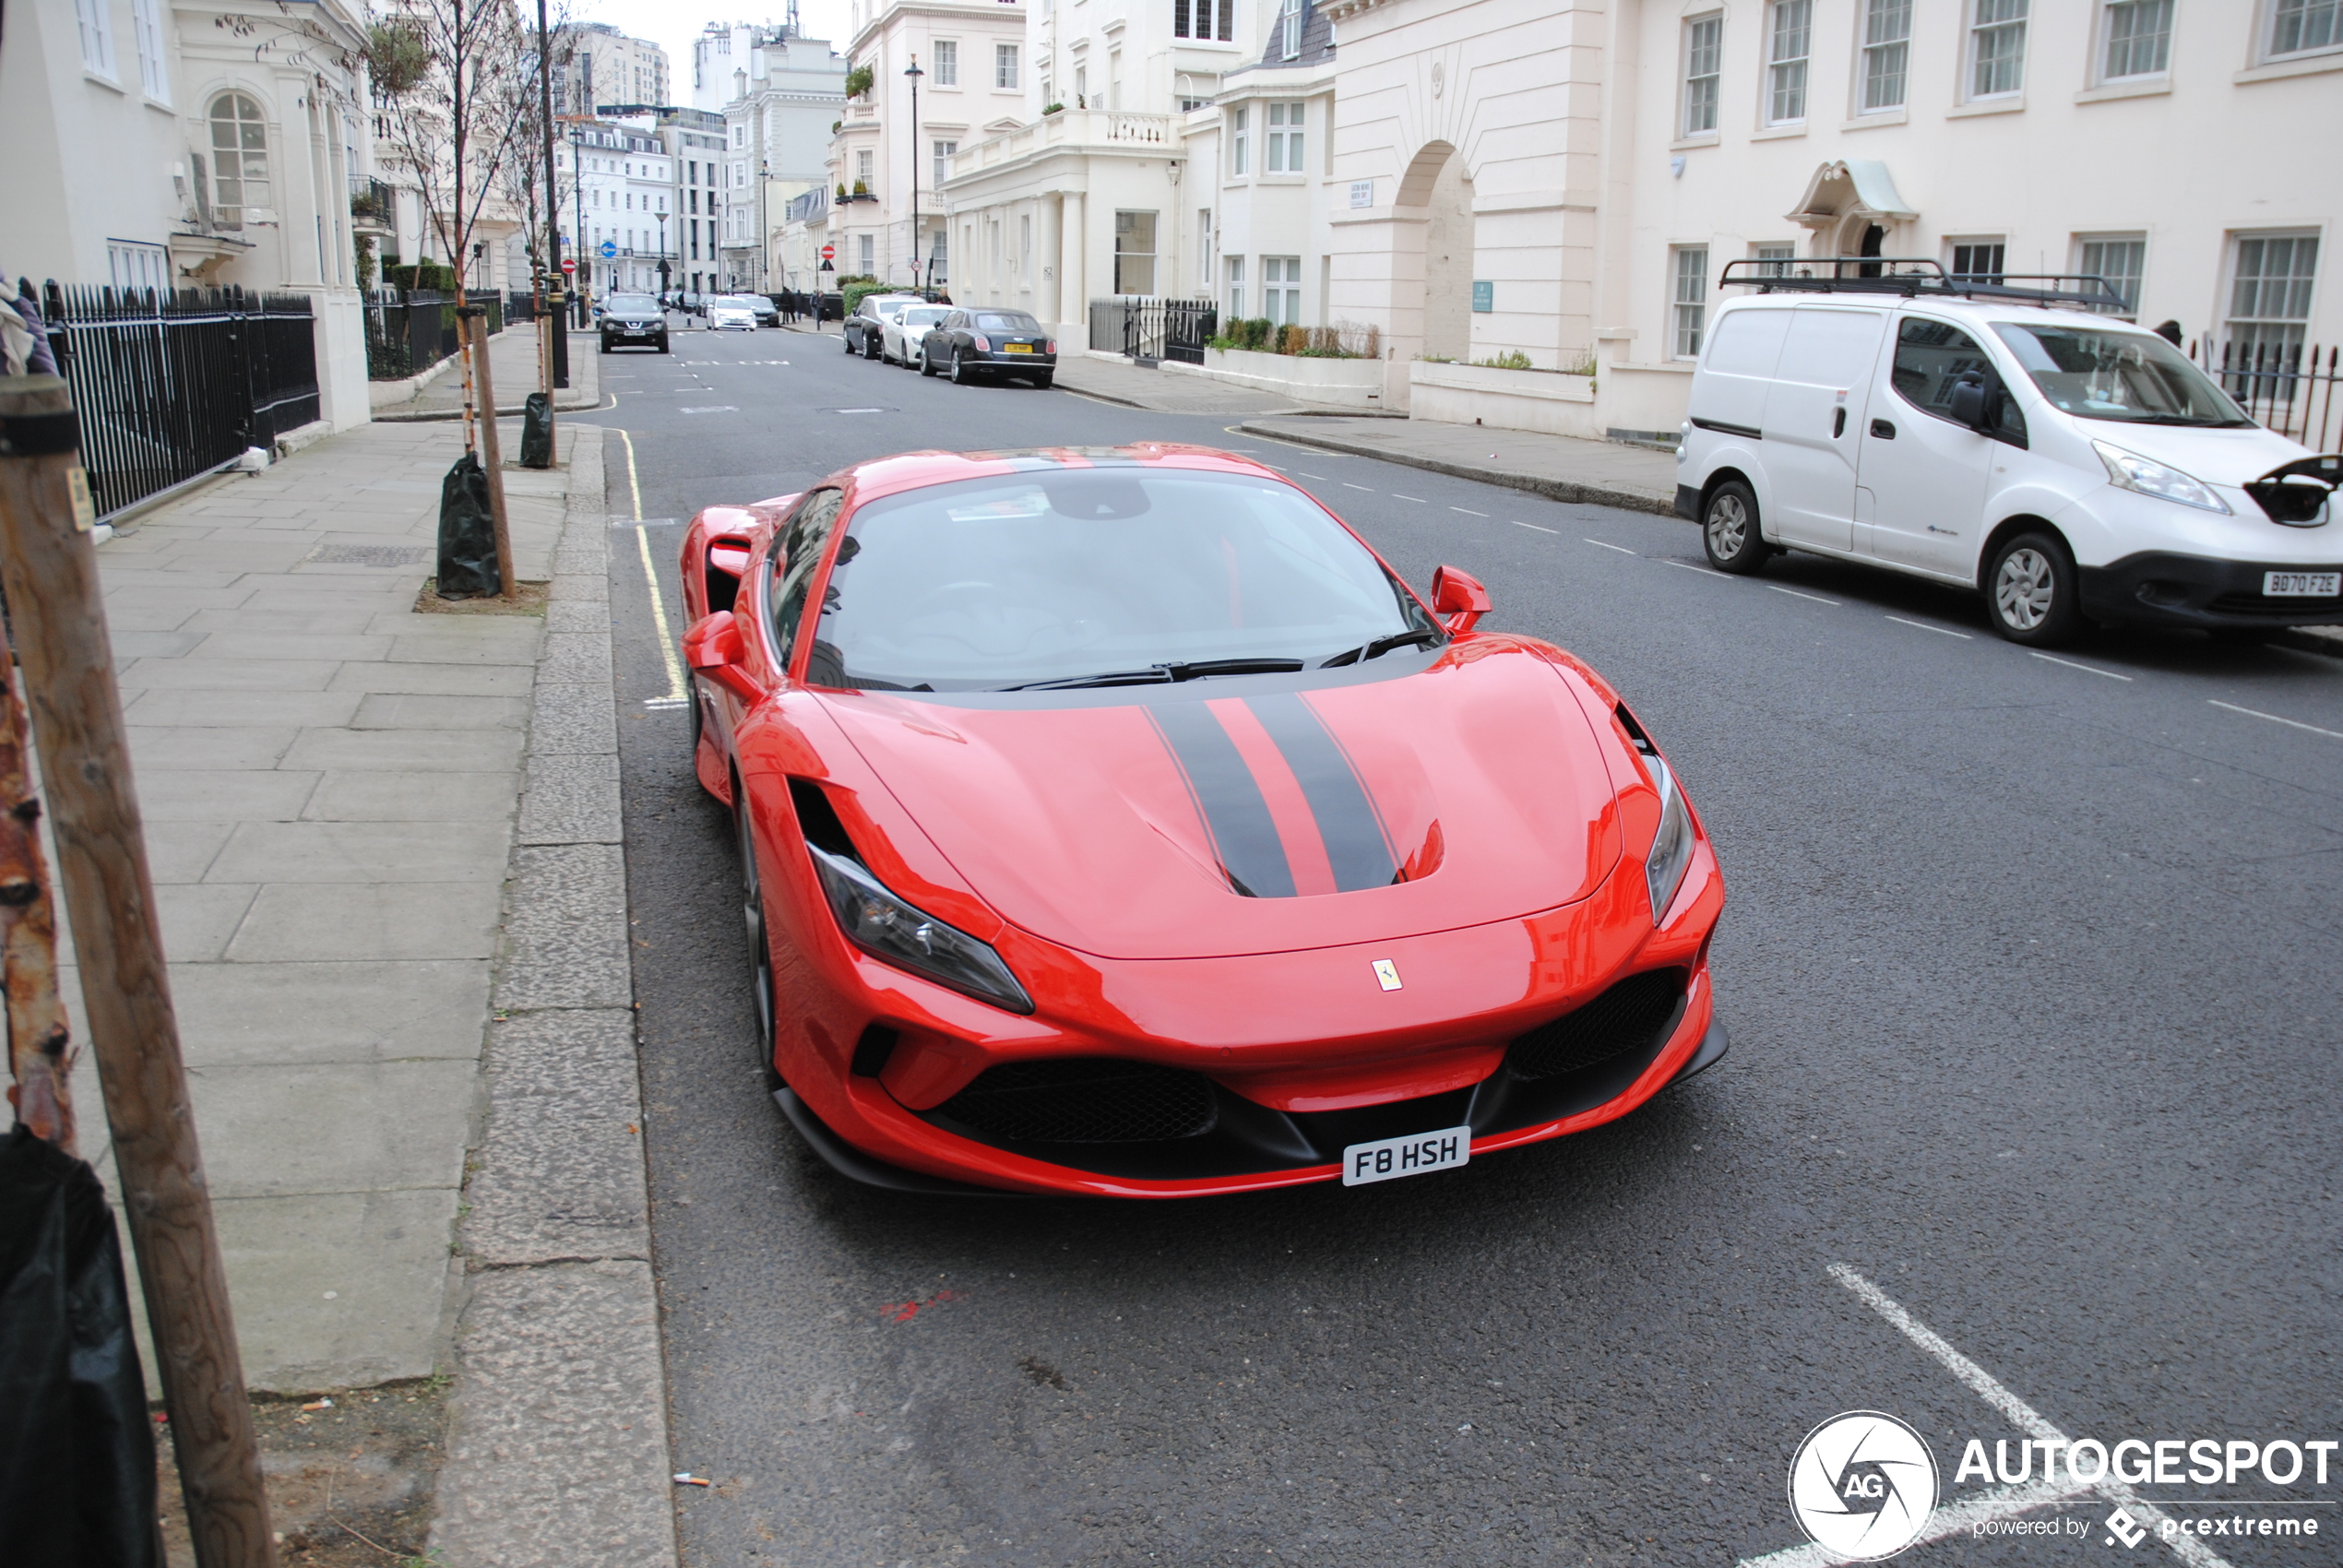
[1947,375,1988,430]
[1429,565,1492,634]
[682,610,762,702]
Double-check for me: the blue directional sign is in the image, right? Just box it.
[599,239,617,259]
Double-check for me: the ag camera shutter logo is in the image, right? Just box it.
[1789,1411,1940,1561]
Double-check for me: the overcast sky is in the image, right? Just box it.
[571,0,859,98]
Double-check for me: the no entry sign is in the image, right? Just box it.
[561,259,577,274]
[821,244,836,261]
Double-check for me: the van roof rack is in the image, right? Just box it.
[1717,257,2126,311]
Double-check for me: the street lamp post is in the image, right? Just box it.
[904,53,924,294]
[655,210,671,302]
[758,158,771,292]
[539,0,566,390]
[570,125,589,327]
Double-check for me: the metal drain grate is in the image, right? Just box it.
[303,543,433,567]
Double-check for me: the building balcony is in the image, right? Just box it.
[945,109,1177,184]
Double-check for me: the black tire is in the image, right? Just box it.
[658,336,671,353]
[687,673,704,757]
[1701,480,1769,574]
[1985,530,2084,647]
[950,348,972,385]
[842,331,856,354]
[919,348,937,377]
[864,335,881,361]
[1031,373,1053,390]
[599,339,612,355]
[734,785,782,1091]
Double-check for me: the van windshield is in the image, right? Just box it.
[1992,324,2254,429]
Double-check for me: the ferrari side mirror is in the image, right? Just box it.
[1429,565,1492,635]
[682,610,762,702]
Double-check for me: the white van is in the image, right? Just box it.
[1674,264,2342,645]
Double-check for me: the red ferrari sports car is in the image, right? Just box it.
[678,445,1726,1198]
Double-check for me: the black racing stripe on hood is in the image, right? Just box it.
[1148,704,1296,899]
[1244,693,1400,892]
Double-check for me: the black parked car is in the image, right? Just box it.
[599,292,669,354]
[918,308,1056,386]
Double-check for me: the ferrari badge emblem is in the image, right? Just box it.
[1372,959,1402,992]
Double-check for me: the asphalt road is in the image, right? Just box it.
[575,324,2342,1567]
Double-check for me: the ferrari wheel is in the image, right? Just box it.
[1702,481,1768,574]
[733,785,780,1089]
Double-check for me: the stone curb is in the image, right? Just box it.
[1233,419,1681,517]
[374,396,602,423]
[430,425,681,1568]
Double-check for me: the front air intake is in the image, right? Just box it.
[934,1058,1219,1144]
[1506,970,1687,1081]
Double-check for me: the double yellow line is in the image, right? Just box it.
[611,425,687,707]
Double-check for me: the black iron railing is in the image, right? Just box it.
[2195,338,2341,453]
[35,281,320,520]
[364,289,504,382]
[1088,297,1216,364]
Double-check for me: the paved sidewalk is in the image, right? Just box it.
[1238,413,1684,515]
[376,325,602,421]
[1053,352,1334,415]
[66,418,565,1392]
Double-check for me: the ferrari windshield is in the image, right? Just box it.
[805,469,1438,692]
[1992,323,2254,428]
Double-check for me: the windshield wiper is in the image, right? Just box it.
[1320,628,1445,669]
[1002,657,1307,692]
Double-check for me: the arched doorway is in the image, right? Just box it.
[1397,141,1474,363]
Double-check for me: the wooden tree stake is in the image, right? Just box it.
[466,311,519,600]
[0,647,77,1155]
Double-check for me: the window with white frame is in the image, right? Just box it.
[1754,241,1797,278]
[857,149,874,184]
[934,40,957,86]
[106,241,170,293]
[1227,255,1245,321]
[2100,0,2172,78]
[1113,210,1156,294]
[2226,232,2319,361]
[1672,247,1709,358]
[1267,103,1303,171]
[1682,16,1722,137]
[2074,234,2146,315]
[1968,0,2028,99]
[860,233,874,273]
[131,0,170,101]
[1949,240,2006,283]
[1859,0,1911,112]
[1174,0,1236,42]
[996,44,1019,89]
[1263,257,1302,326]
[208,93,268,229]
[2267,0,2340,56]
[934,140,957,188]
[1766,1,1812,124]
[1279,0,1303,59]
[75,0,117,77]
[1199,208,1214,288]
[1231,107,1248,174]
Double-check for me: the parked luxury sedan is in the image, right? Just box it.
[920,309,1056,387]
[881,304,953,367]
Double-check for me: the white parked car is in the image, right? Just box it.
[882,304,953,367]
[708,299,758,331]
[1675,263,2342,645]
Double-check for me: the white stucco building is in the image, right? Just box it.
[558,21,671,114]
[716,29,849,290]
[557,118,678,298]
[5,0,374,431]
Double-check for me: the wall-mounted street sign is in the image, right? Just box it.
[1471,280,1493,313]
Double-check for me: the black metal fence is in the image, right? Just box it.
[34,282,320,520]
[1088,297,1217,364]
[363,289,504,381]
[2194,338,2341,453]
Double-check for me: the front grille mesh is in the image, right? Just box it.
[1507,970,1686,1081]
[936,1058,1219,1144]
[2207,590,2342,617]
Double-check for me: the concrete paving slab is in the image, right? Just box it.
[282,727,526,772]
[126,725,301,771]
[185,1057,482,1199]
[384,627,548,665]
[228,882,505,962]
[545,598,612,635]
[118,657,342,692]
[192,632,396,661]
[350,693,531,731]
[537,632,614,685]
[493,843,631,1010]
[326,662,535,697]
[111,631,205,659]
[157,883,261,961]
[208,820,515,883]
[303,770,521,823]
[183,607,396,636]
[462,1010,648,1265]
[166,959,494,1065]
[523,684,618,754]
[100,585,259,614]
[121,689,366,729]
[515,753,622,846]
[133,820,237,885]
[134,768,320,822]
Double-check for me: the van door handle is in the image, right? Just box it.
[1870,419,1896,439]
[1833,408,1847,439]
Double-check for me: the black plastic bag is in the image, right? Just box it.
[520,392,553,470]
[0,1125,161,1568]
[435,450,501,599]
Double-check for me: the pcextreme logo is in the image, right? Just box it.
[1788,1411,1941,1562]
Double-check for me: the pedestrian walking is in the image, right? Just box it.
[0,275,60,376]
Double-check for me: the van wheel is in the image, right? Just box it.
[1987,532,2082,647]
[1701,481,1768,574]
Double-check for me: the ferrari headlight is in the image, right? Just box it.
[2092,440,2231,515]
[807,845,1033,1014]
[1643,757,1695,925]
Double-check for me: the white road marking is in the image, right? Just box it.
[1738,1479,2087,1568]
[1510,521,1559,534]
[1298,472,1330,481]
[1584,538,1636,554]
[1342,482,1374,491]
[1885,614,1972,638]
[2028,650,2132,681]
[834,407,885,414]
[1767,584,1840,605]
[1392,493,1428,503]
[1662,559,1731,578]
[678,406,738,414]
[1450,506,1489,517]
[2208,698,2343,739]
[1821,1265,2237,1568]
